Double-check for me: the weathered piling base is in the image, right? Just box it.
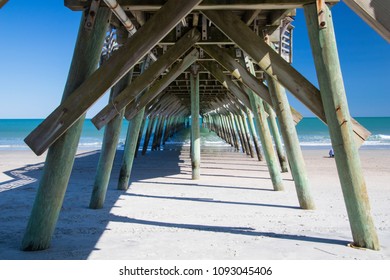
[21,8,111,251]
[305,3,379,250]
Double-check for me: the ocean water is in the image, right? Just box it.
[0,117,389,151]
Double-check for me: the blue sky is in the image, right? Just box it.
[0,1,389,118]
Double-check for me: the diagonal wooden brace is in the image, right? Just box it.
[201,44,302,124]
[202,9,370,147]
[124,48,199,120]
[92,29,201,129]
[199,61,251,109]
[24,0,202,155]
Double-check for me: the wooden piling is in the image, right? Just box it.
[248,93,284,191]
[266,74,315,210]
[21,8,111,251]
[190,68,201,180]
[264,103,289,172]
[304,3,379,250]
[142,117,156,155]
[117,107,146,190]
[240,113,255,158]
[246,109,263,161]
[89,70,133,209]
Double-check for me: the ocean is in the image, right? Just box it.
[0,117,389,151]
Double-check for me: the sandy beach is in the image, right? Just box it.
[0,146,389,260]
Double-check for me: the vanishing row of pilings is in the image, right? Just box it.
[21,1,379,252]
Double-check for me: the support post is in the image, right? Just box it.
[142,117,156,155]
[21,8,111,251]
[89,70,133,209]
[249,93,284,191]
[264,103,288,172]
[266,74,315,209]
[246,109,263,161]
[117,107,146,190]
[304,3,379,249]
[190,66,200,180]
[202,10,371,147]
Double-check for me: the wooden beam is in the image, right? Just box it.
[199,61,251,109]
[66,0,340,11]
[200,44,302,124]
[92,29,201,129]
[202,9,370,147]
[305,3,379,250]
[25,0,202,156]
[344,0,390,43]
[21,8,111,251]
[0,0,9,9]
[124,49,199,120]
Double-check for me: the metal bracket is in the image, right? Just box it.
[84,0,101,31]
[316,0,327,29]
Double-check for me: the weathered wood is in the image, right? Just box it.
[199,61,251,109]
[135,117,146,158]
[305,3,379,250]
[202,9,370,147]
[239,114,253,156]
[25,0,202,155]
[264,103,288,172]
[124,48,199,120]
[118,108,146,190]
[89,70,134,209]
[248,90,284,191]
[266,73,314,209]
[191,69,201,180]
[246,109,263,161]
[21,8,111,251]
[66,0,339,11]
[344,0,390,43]
[142,117,156,155]
[93,29,201,129]
[200,45,302,124]
[0,0,9,8]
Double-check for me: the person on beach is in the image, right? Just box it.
[329,148,334,158]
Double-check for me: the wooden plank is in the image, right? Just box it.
[305,3,379,250]
[202,9,370,147]
[92,29,201,129]
[65,0,340,11]
[25,0,202,156]
[199,61,251,109]
[344,0,390,43]
[123,49,199,120]
[201,44,302,124]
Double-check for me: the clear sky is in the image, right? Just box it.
[0,1,389,118]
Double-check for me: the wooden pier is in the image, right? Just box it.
[11,0,390,252]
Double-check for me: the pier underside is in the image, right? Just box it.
[14,0,386,252]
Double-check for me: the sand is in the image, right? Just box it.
[0,146,389,260]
